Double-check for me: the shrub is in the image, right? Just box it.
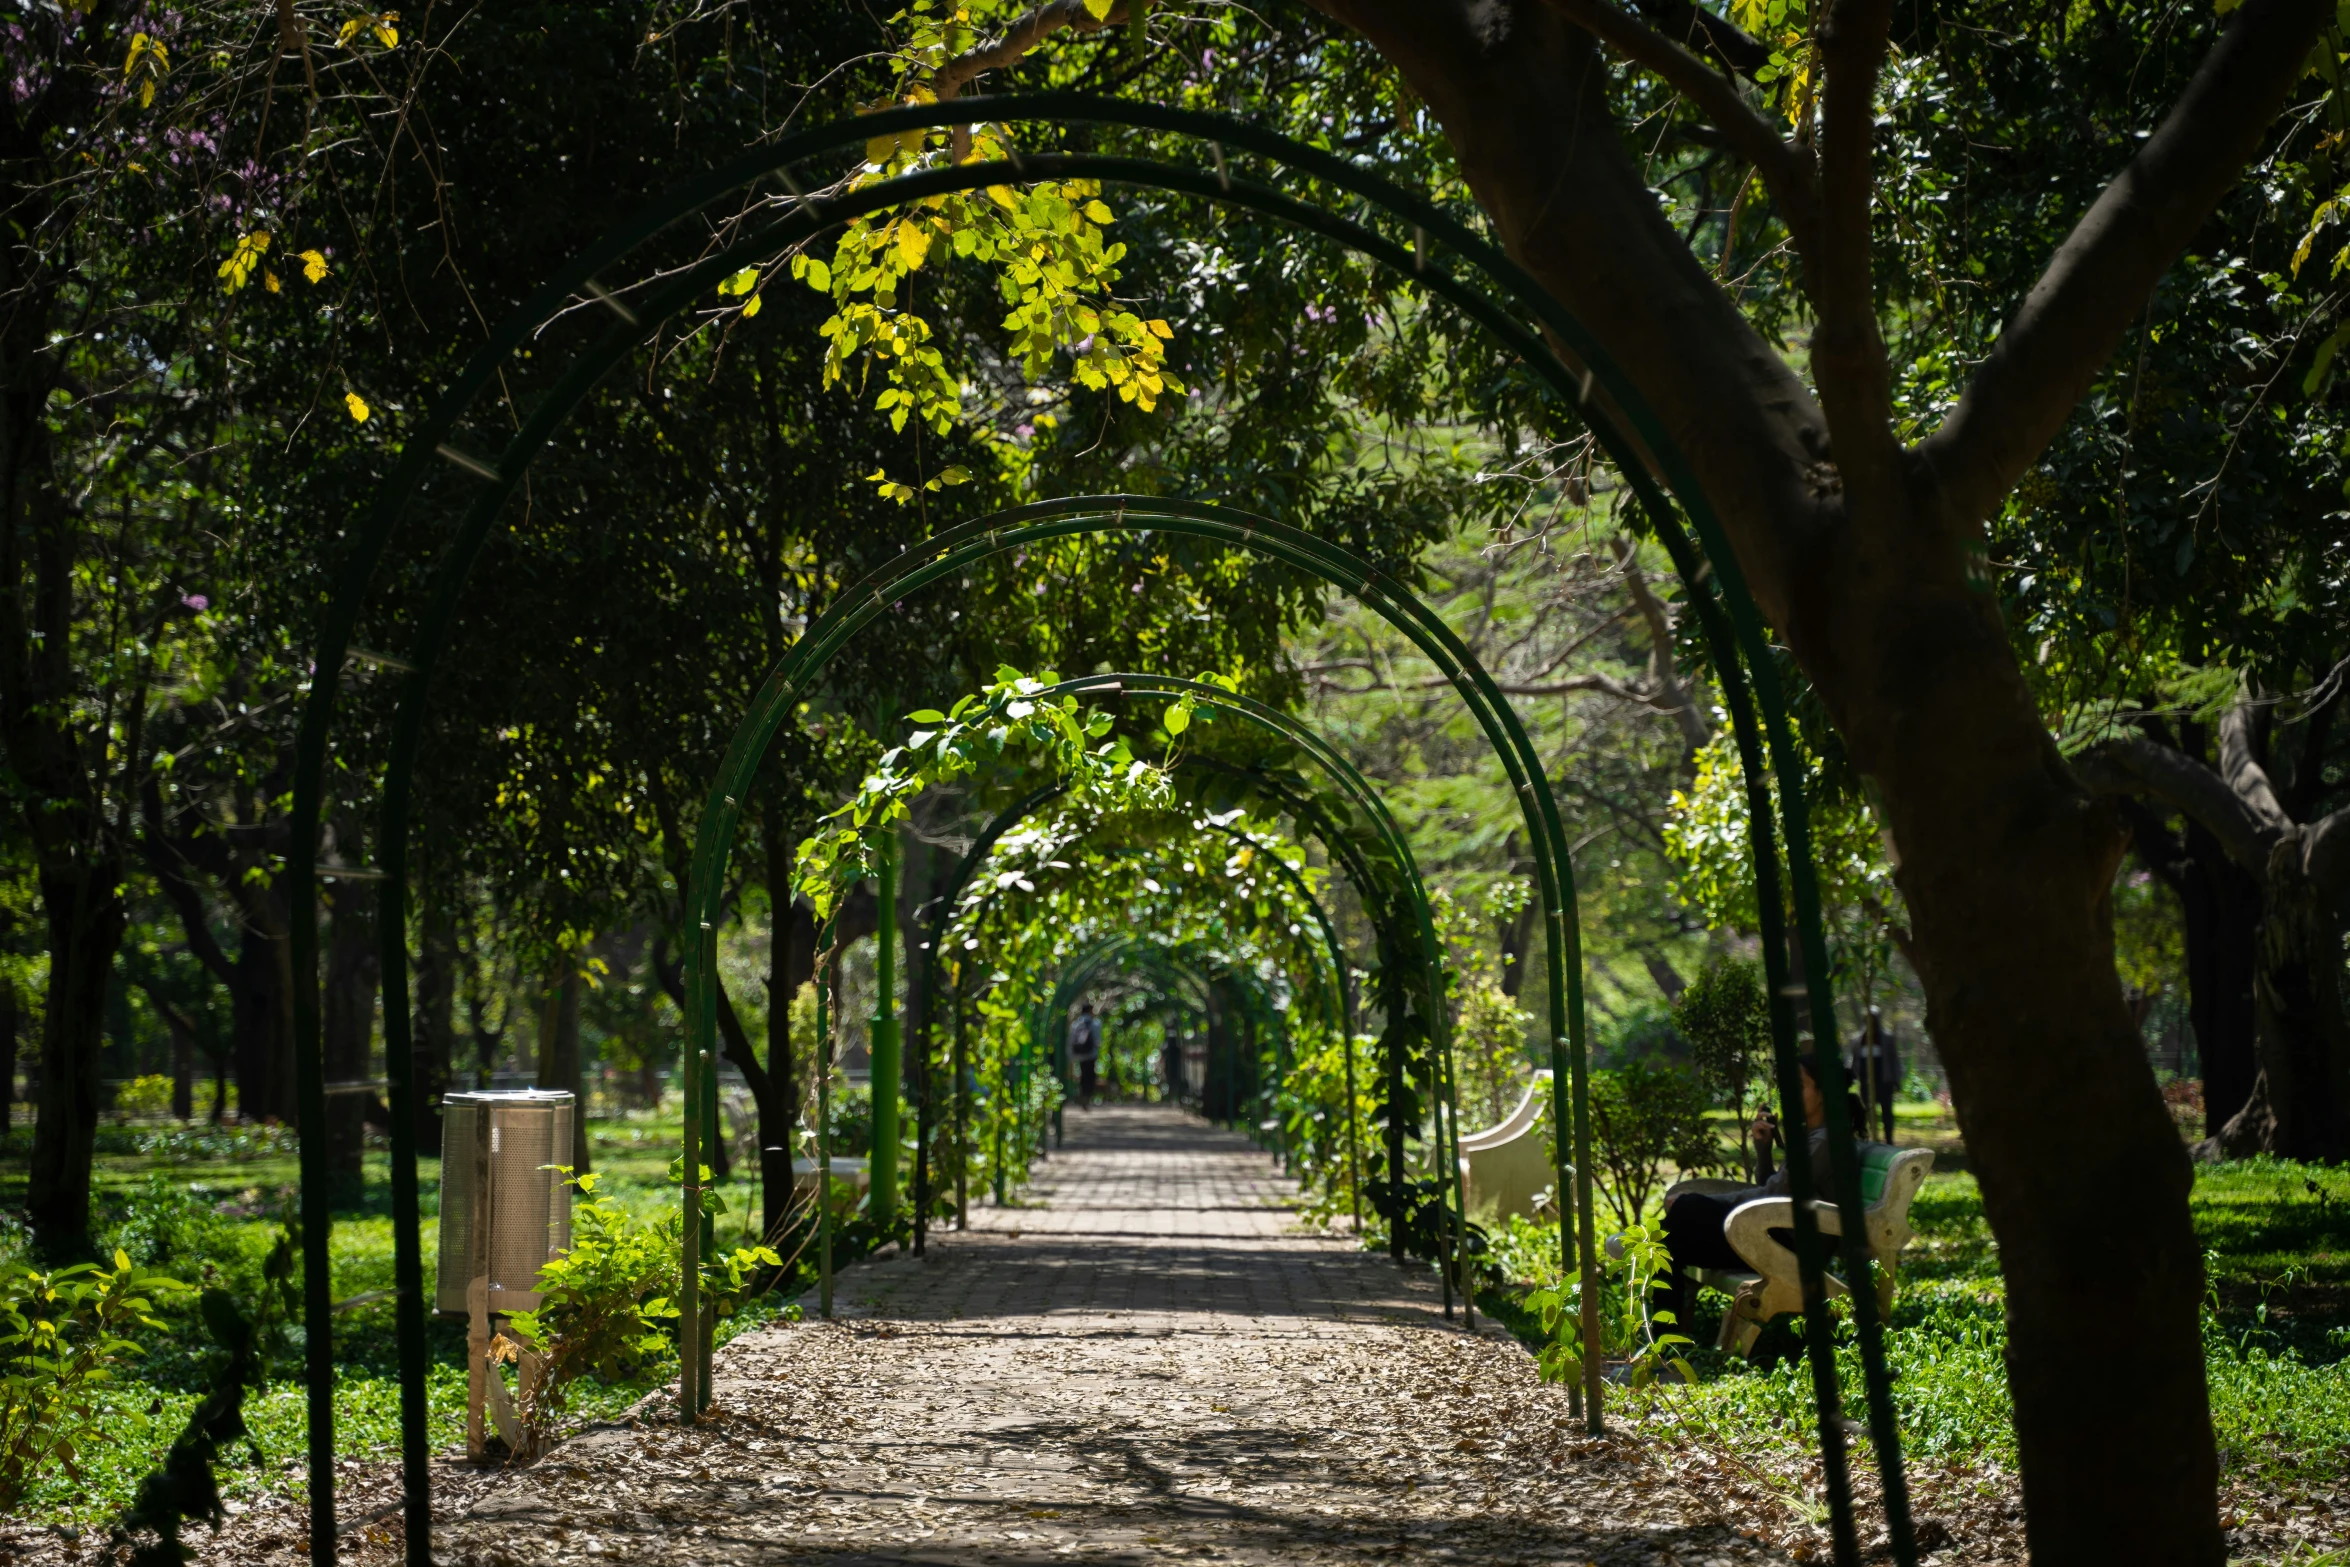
[505,1169,777,1462]
[1526,1222,1695,1390]
[0,1252,189,1511]
[113,1076,178,1123]
[1588,1058,1727,1226]
[1675,958,1773,1179]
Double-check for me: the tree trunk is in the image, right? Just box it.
[535,960,589,1175]
[1303,4,2234,1554]
[232,888,295,1125]
[0,971,15,1136]
[28,861,127,1256]
[2179,822,2262,1136]
[2224,833,2350,1159]
[413,907,457,1157]
[323,874,381,1200]
[168,1005,194,1121]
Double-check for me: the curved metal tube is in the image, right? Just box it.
[287,93,1903,1565]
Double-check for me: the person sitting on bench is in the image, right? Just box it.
[1652,1053,1845,1329]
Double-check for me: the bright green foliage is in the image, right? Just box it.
[1526,1221,1694,1391]
[1663,726,1903,1013]
[508,1169,778,1457]
[111,1076,178,1123]
[1597,1164,2350,1506]
[798,110,1182,501]
[1586,1060,1727,1228]
[1675,957,1773,1176]
[795,666,1185,918]
[1431,880,1535,1125]
[1730,0,1816,126]
[0,1251,189,1510]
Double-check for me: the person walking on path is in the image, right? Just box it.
[1069,1002,1102,1109]
[1851,1006,1899,1143]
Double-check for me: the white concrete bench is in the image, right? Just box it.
[1665,1141,1933,1355]
[1457,1071,1560,1222]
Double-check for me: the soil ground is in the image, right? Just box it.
[437,1104,1786,1567]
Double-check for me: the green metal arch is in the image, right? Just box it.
[287,93,1906,1567]
[916,781,1360,1237]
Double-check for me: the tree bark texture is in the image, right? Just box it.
[2089,707,2350,1160]
[233,883,296,1127]
[1297,0,2331,1554]
[414,909,458,1157]
[2181,824,2262,1135]
[323,874,382,1196]
[0,971,15,1135]
[27,864,126,1255]
[535,961,589,1175]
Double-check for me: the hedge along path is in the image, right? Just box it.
[442,1105,1795,1567]
[284,93,1906,1567]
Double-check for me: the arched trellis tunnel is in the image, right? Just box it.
[681,518,1571,1394]
[916,777,1363,1236]
[287,91,1914,1567]
[915,757,1377,1240]
[916,704,1428,1259]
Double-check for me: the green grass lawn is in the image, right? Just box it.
[0,1112,807,1527]
[5,1116,2344,1531]
[1484,1154,2350,1501]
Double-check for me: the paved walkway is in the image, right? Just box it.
[444,1105,1786,1567]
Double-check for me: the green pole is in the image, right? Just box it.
[870,829,902,1233]
[817,920,835,1319]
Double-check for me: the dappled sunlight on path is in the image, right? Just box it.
[441,1105,1786,1567]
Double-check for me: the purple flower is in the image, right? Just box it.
[180,593,208,611]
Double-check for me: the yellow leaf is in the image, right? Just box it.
[803,258,832,290]
[114,1249,130,1272]
[375,14,400,46]
[719,265,758,297]
[1146,318,1173,339]
[299,249,329,284]
[741,292,762,318]
[895,222,932,268]
[345,392,371,422]
[1083,199,1114,223]
[1083,0,1114,17]
[217,231,271,293]
[139,79,154,107]
[263,270,281,293]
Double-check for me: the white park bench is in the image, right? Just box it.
[1664,1141,1934,1355]
[1457,1071,1559,1221]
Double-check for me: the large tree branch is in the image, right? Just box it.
[931,0,1133,101]
[1627,0,1770,80]
[1807,0,1898,499]
[2075,734,2283,876]
[1611,537,1710,750]
[1919,0,2328,528]
[1538,0,1822,261]
[1306,661,1692,715]
[2218,700,2293,831]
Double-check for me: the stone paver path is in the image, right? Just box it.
[446,1105,1788,1567]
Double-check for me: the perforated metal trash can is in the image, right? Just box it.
[435,1089,574,1315]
